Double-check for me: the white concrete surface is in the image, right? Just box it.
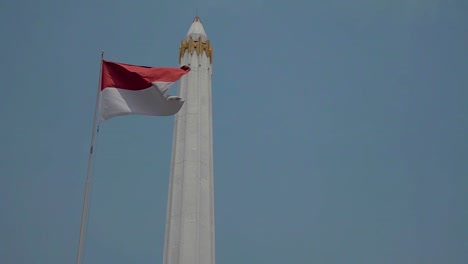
[163,17,215,264]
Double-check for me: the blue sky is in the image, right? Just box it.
[1,0,467,263]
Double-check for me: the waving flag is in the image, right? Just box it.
[100,60,190,121]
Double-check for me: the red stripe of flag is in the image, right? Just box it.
[101,60,190,91]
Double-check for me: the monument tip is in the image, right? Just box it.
[186,16,207,40]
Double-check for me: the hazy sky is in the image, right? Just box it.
[1,0,467,263]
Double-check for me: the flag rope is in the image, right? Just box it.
[76,51,104,264]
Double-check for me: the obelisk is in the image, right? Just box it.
[163,17,215,264]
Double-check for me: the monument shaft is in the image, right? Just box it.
[163,17,215,264]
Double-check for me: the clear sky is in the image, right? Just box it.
[1,0,467,263]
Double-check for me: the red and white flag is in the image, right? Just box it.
[100,60,190,121]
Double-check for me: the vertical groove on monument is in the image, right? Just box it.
[164,17,215,264]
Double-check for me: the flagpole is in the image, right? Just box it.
[76,51,104,264]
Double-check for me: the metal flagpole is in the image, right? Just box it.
[76,51,104,264]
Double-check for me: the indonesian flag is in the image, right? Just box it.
[100,60,190,121]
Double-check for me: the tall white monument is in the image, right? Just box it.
[163,17,215,264]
